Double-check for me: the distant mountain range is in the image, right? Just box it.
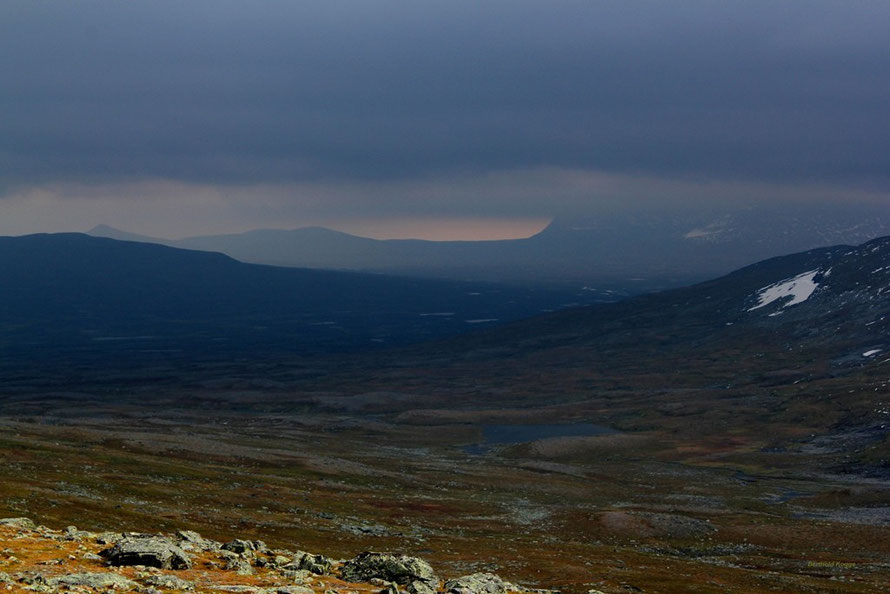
[5,229,890,379]
[89,203,890,289]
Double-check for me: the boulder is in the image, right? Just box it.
[102,536,192,570]
[176,529,220,551]
[0,518,36,530]
[444,573,509,594]
[144,573,195,590]
[96,531,124,545]
[63,525,94,541]
[48,572,137,589]
[224,556,254,575]
[406,581,437,594]
[280,568,313,583]
[222,538,256,555]
[340,552,437,592]
[286,551,334,575]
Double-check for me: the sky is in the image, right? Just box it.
[2,1,889,239]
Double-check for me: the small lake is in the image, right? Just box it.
[462,422,615,455]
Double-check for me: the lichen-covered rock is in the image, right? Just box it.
[48,572,137,589]
[280,568,313,583]
[225,556,255,575]
[444,573,508,594]
[144,573,195,590]
[222,538,256,555]
[96,531,124,545]
[340,552,437,589]
[407,580,438,594]
[0,517,36,530]
[102,536,192,570]
[176,529,220,552]
[286,550,333,575]
[275,587,314,594]
[63,525,95,541]
[0,571,12,584]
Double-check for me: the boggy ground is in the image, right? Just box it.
[0,331,889,593]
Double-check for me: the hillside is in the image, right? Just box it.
[435,233,890,368]
[0,233,602,368]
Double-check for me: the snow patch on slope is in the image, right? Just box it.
[684,222,728,240]
[748,270,821,312]
[684,228,722,239]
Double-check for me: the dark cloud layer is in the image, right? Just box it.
[3,1,890,192]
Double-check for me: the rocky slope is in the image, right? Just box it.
[0,518,544,594]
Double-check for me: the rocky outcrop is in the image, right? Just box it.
[222,538,259,556]
[0,517,36,530]
[176,529,220,552]
[47,572,137,589]
[143,573,196,590]
[444,573,509,594]
[0,518,532,594]
[340,552,438,594]
[222,553,255,575]
[286,551,333,575]
[63,525,95,541]
[101,535,192,569]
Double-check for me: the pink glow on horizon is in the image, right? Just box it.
[326,217,552,241]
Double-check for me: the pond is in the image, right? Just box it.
[462,422,615,455]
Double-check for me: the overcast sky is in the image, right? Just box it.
[2,1,889,238]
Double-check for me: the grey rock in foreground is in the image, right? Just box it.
[444,573,509,594]
[177,529,220,552]
[101,535,192,569]
[222,538,264,556]
[340,552,438,594]
[224,555,255,575]
[48,572,137,589]
[0,517,37,530]
[144,573,196,590]
[286,550,333,575]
